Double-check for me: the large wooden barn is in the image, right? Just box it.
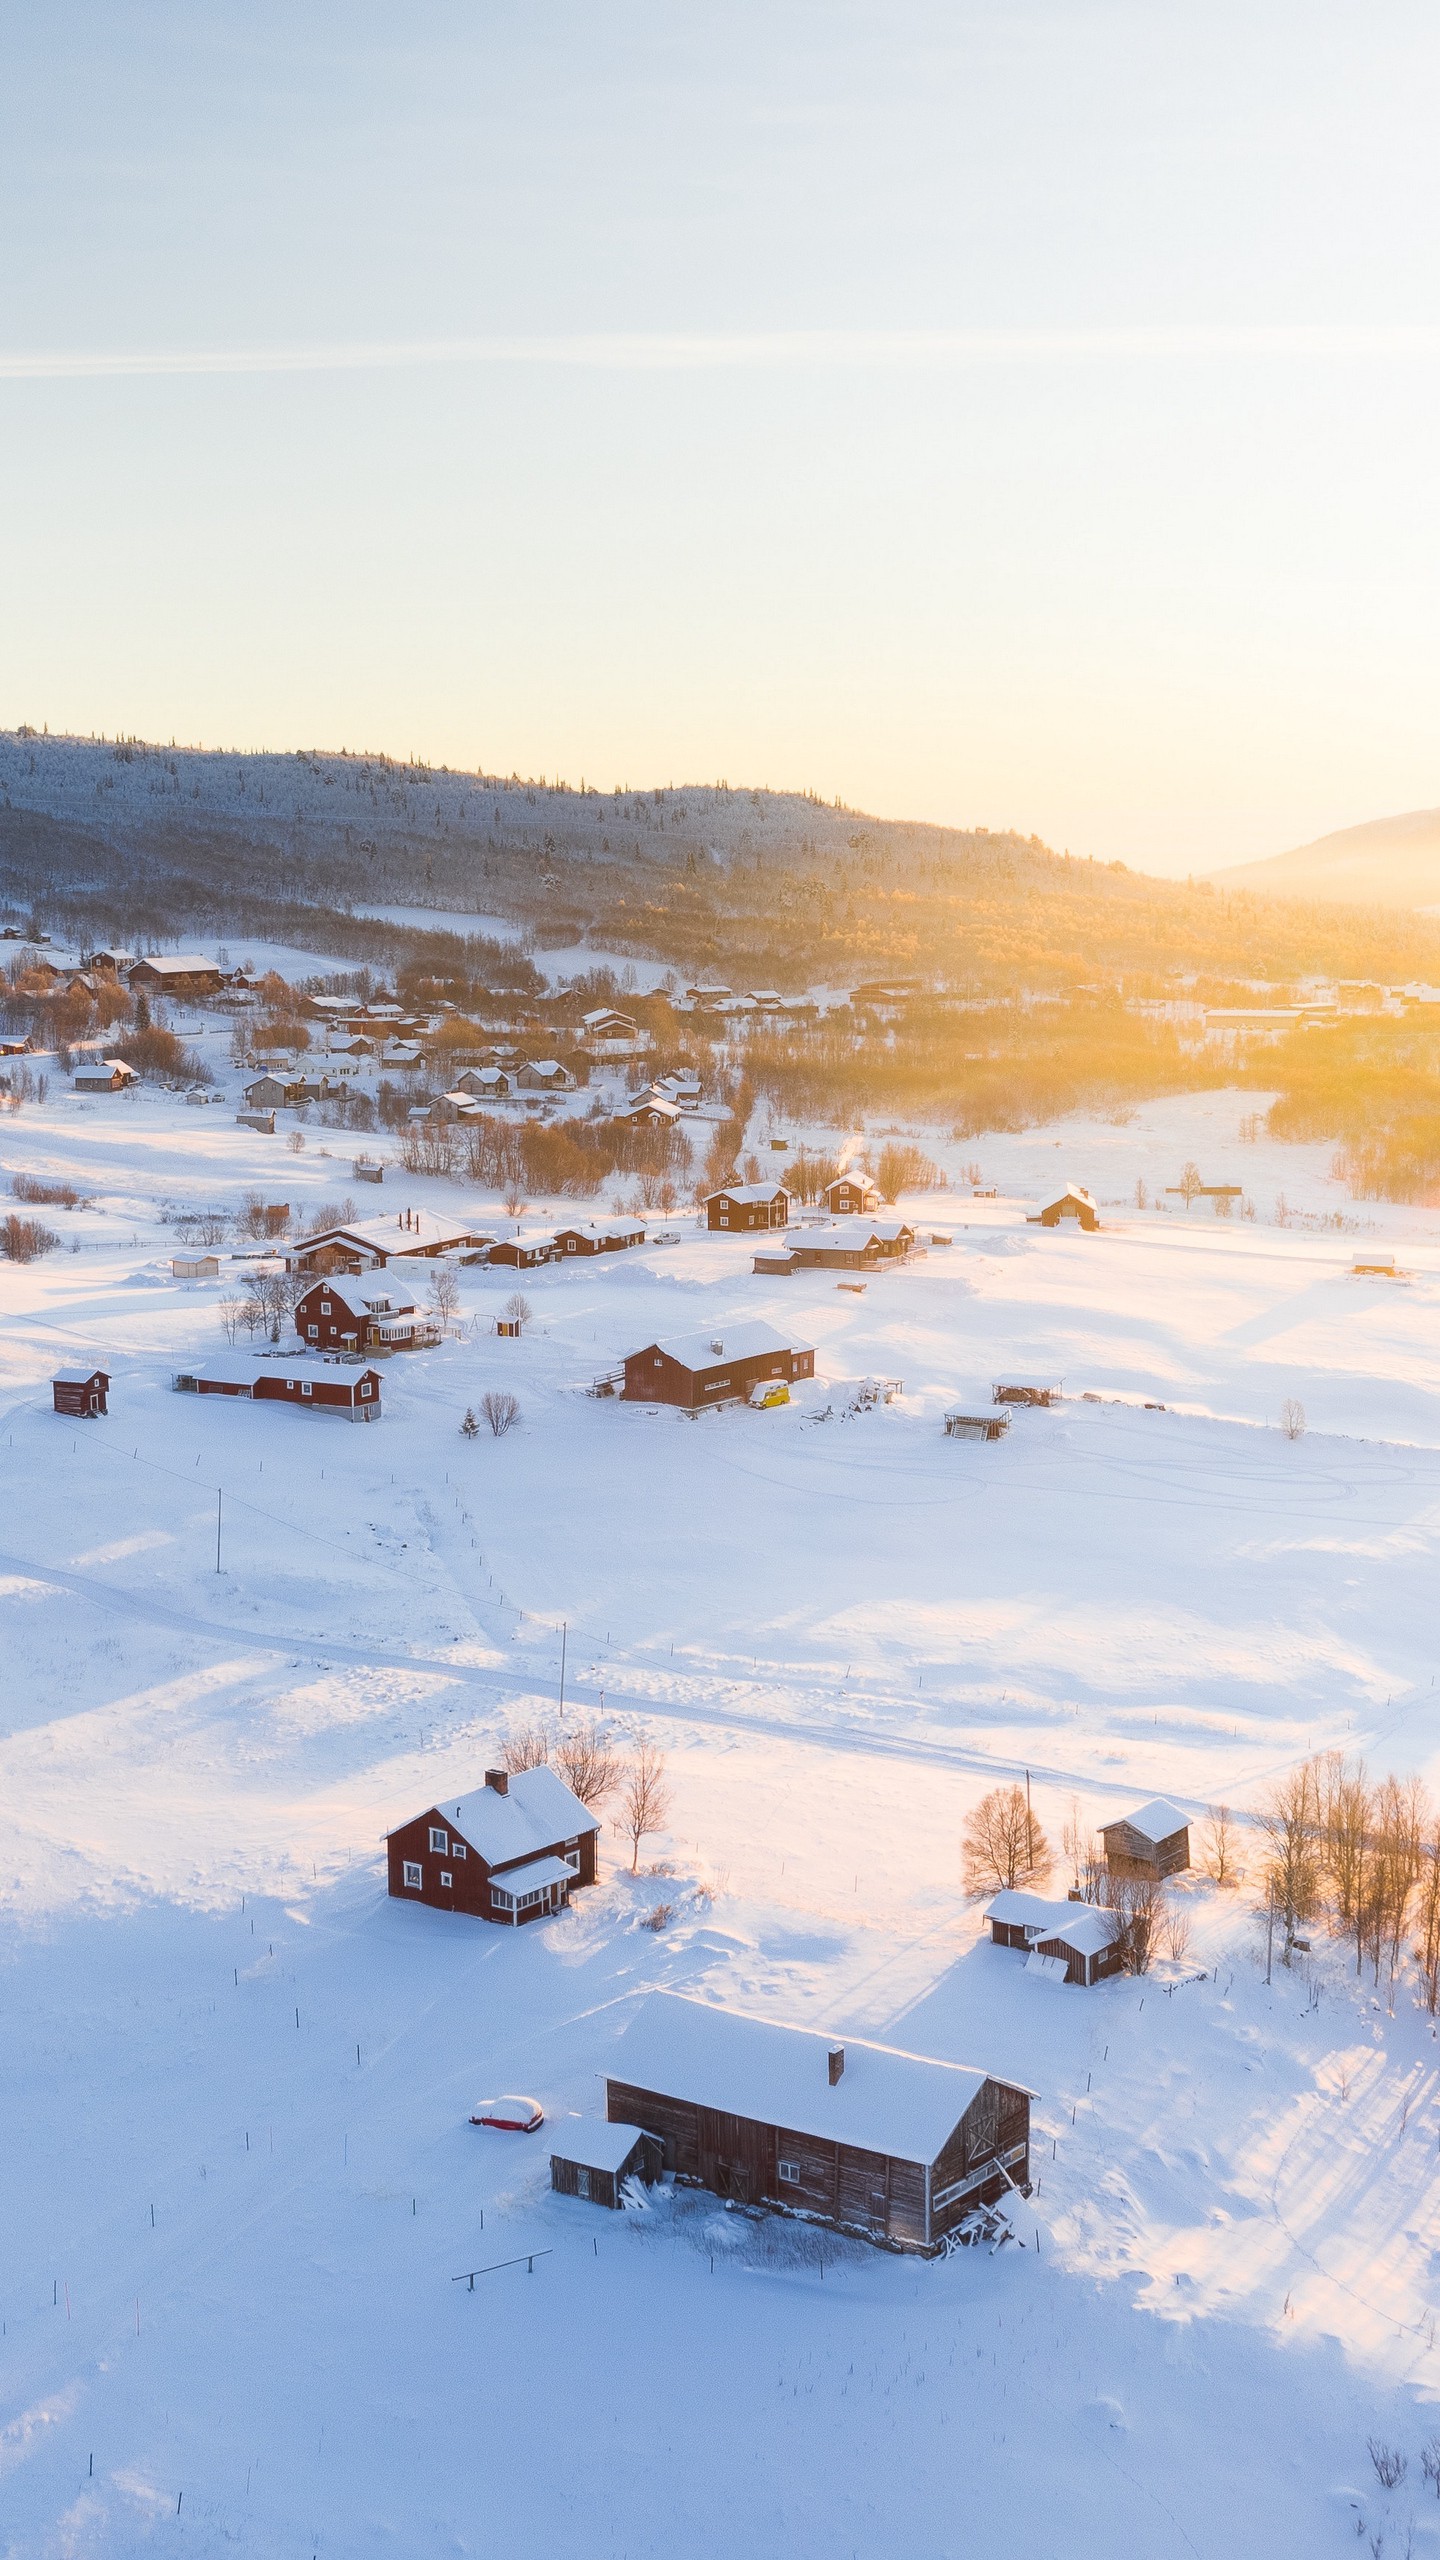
[1101,1798,1191,1880]
[386,1765,599,1923]
[622,1320,815,1411]
[984,1889,1127,1987]
[604,1992,1032,2252]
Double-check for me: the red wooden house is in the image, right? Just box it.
[174,1357,382,1418]
[53,1367,109,1418]
[622,1319,814,1410]
[703,1181,790,1233]
[386,1765,600,1923]
[823,1173,882,1217]
[294,1279,429,1352]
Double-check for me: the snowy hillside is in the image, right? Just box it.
[5,1074,1440,2554]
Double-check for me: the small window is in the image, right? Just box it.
[451,1839,465,1858]
[359,1381,371,1397]
[429,1826,447,1852]
[778,2159,801,2185]
[402,1861,422,1890]
[320,1301,332,1315]
[301,1382,313,1397]
[654,1356,663,1368]
[439,1871,453,1890]
[718,1214,729,1226]
[307,1324,319,1338]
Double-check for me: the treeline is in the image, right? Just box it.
[398,1110,692,1201]
[1264,1017,1440,1201]
[745,998,1215,1132]
[1255,1753,1440,2007]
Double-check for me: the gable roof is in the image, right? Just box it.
[639,1317,812,1374]
[984,1889,1123,1956]
[1102,1797,1190,1844]
[438,1763,599,1866]
[706,1181,790,1206]
[610,1991,1021,2163]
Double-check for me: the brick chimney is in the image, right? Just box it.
[828,2044,845,2086]
[485,1768,509,1796]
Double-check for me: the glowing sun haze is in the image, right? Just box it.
[2,2,1436,876]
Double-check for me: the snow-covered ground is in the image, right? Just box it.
[4,1078,1440,2556]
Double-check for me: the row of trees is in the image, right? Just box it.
[1255,1754,1440,2005]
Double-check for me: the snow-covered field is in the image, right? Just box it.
[4,1079,1440,2556]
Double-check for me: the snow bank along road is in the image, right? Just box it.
[3,1082,1440,2556]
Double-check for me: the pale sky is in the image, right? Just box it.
[2,3,1437,875]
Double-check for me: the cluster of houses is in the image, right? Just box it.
[384,1764,1035,2253]
[982,1801,1191,1985]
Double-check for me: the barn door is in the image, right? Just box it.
[715,2160,750,2203]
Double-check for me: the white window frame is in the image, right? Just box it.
[429,1826,448,1853]
[307,1324,319,1339]
[451,1839,466,1858]
[301,1382,313,1397]
[359,1381,371,1397]
[777,2158,801,2186]
[439,1871,453,1890]
[402,1861,422,1890]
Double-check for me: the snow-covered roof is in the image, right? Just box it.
[129,953,218,975]
[1104,1797,1190,1844]
[642,1318,813,1374]
[53,1365,107,1384]
[611,1992,1021,2163]
[985,1889,1122,1955]
[795,1218,913,1248]
[1044,1185,1097,1208]
[296,1211,487,1258]
[549,2119,647,2174]
[439,1764,599,1865]
[555,1216,646,1241]
[489,1853,577,1900]
[708,1181,790,1205]
[1025,1951,1070,1984]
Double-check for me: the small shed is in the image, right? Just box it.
[1029,1187,1098,1231]
[1100,1798,1191,1881]
[53,1367,109,1418]
[993,1380,1063,1408]
[984,1889,1126,1988]
[237,1109,276,1134]
[944,1412,1009,1442]
[172,1254,220,1279]
[550,2122,661,2208]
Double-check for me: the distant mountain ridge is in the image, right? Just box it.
[1211,807,1440,910]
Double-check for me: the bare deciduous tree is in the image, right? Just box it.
[552,1715,620,1808]
[617,1739,671,1872]
[428,1262,460,1327]
[1176,1160,1203,1207]
[503,1184,525,1218]
[499,1720,551,1775]
[962,1785,1052,1897]
[480,1389,520,1437]
[1163,1900,1192,1961]
[503,1293,533,1331]
[218,1296,245,1346]
[1200,1805,1238,1887]
[1111,1871,1165,1975]
[1062,1804,1107,1902]
[1255,1759,1323,1949]
[1416,1834,1440,2018]
[1279,1397,1307,1440]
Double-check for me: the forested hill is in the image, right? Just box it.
[4,728,1440,994]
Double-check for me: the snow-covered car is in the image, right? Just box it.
[468,2096,544,2132]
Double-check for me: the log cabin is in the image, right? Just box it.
[386,1765,599,1922]
[605,1992,1032,2253]
[1100,1799,1191,1880]
[52,1367,109,1418]
[1028,1186,1099,1231]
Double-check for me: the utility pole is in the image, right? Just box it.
[1265,1877,1275,1986]
[1025,1768,1033,1872]
[558,1621,567,1719]
[216,1487,223,1573]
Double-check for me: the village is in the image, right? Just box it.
[6,925,1440,2553]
